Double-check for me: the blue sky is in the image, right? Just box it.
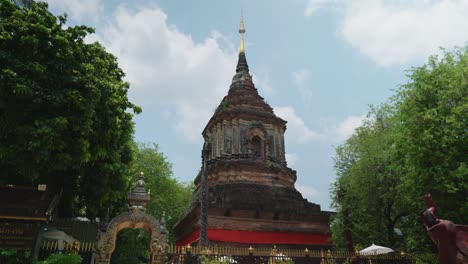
[45,0,468,210]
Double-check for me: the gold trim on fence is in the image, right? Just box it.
[167,245,409,260]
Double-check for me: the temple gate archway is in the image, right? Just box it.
[96,173,168,264]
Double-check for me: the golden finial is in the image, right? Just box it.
[239,15,245,53]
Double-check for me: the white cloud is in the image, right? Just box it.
[91,6,237,142]
[335,114,366,140]
[303,0,468,66]
[272,109,364,144]
[296,184,321,200]
[318,114,366,142]
[305,0,329,16]
[292,70,313,106]
[340,0,468,66]
[45,0,103,22]
[274,106,321,144]
[285,153,298,167]
[322,114,365,142]
[292,69,309,85]
[253,70,274,95]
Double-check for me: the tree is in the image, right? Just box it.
[393,47,468,248]
[395,47,468,221]
[128,142,194,243]
[111,228,150,264]
[0,0,140,217]
[331,46,467,253]
[331,105,410,251]
[13,0,36,8]
[11,0,34,9]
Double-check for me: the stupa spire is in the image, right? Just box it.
[236,15,249,73]
[239,15,245,53]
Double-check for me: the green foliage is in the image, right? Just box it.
[412,252,439,264]
[38,253,81,264]
[111,228,149,264]
[332,105,410,250]
[110,143,193,262]
[331,46,468,253]
[199,255,236,264]
[0,0,140,217]
[128,142,194,243]
[394,47,468,225]
[271,258,294,264]
[12,0,34,8]
[0,248,32,264]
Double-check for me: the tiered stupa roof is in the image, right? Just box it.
[174,16,333,249]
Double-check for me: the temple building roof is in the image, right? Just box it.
[0,184,59,221]
[202,21,286,137]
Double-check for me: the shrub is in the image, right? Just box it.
[38,253,82,264]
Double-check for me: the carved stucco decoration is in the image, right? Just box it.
[244,124,271,157]
[95,209,168,264]
[225,137,232,154]
[244,126,265,145]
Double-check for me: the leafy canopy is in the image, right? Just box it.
[0,0,140,217]
[331,46,468,253]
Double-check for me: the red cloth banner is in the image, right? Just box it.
[177,228,332,246]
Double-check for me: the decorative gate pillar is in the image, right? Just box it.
[96,173,168,264]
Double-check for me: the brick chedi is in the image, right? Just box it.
[173,17,333,249]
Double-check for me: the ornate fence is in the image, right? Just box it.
[38,240,96,263]
[161,246,415,264]
[35,242,417,264]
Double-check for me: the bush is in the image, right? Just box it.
[38,253,82,264]
[0,248,32,264]
[413,252,438,264]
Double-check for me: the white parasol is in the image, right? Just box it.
[42,229,77,251]
[359,243,394,255]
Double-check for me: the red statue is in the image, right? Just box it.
[423,194,468,264]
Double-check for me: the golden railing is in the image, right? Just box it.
[167,245,410,260]
[40,240,95,252]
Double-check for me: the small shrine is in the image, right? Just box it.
[96,173,168,264]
